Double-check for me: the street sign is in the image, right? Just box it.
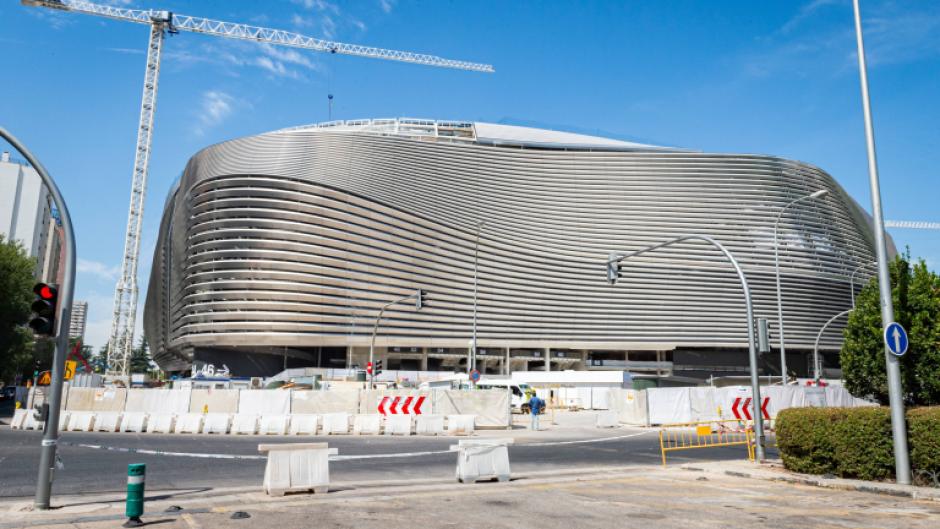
[469,369,481,383]
[731,396,770,420]
[37,371,51,386]
[64,361,77,381]
[884,322,909,357]
[377,395,427,416]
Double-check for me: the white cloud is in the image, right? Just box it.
[379,0,395,15]
[77,258,121,281]
[195,90,243,136]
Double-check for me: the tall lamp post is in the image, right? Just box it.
[369,289,423,389]
[607,234,766,460]
[471,221,485,374]
[813,309,853,383]
[852,0,910,484]
[849,260,877,308]
[773,188,829,384]
[0,126,77,510]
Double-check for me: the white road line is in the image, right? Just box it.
[67,430,655,461]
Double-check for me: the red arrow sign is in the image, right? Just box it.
[742,397,753,420]
[731,396,771,421]
[389,396,401,414]
[401,396,414,414]
[413,396,425,415]
[377,396,389,416]
[731,397,743,420]
[760,397,770,420]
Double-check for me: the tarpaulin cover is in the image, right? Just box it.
[647,387,693,425]
[66,387,126,412]
[432,390,510,428]
[125,389,191,414]
[292,390,359,414]
[608,388,649,426]
[189,389,240,414]
[238,390,290,415]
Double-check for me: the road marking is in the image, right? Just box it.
[64,429,655,461]
[181,513,203,529]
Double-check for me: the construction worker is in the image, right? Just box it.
[528,392,543,430]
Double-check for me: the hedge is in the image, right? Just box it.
[776,406,940,482]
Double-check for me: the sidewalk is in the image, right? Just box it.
[5,463,939,529]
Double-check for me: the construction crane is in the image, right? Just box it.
[885,220,940,230]
[24,0,494,377]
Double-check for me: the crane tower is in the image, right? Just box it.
[24,0,494,376]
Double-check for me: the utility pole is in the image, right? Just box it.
[852,0,910,485]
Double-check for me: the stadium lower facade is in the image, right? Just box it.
[144,118,883,379]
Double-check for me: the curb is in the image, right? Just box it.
[682,463,940,503]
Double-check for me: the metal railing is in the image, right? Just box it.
[659,420,756,466]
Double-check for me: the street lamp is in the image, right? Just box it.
[471,220,485,374]
[812,309,852,383]
[369,289,423,389]
[0,126,77,510]
[606,234,766,460]
[773,188,829,384]
[849,260,877,308]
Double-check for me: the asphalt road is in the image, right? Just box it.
[0,425,771,499]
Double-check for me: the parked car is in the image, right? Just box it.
[1,386,16,401]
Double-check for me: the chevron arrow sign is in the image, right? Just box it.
[377,395,428,416]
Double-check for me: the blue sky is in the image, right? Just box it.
[1,0,938,351]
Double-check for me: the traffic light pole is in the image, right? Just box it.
[0,126,77,509]
[368,290,423,390]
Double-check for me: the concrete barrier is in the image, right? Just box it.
[322,413,350,435]
[189,389,239,414]
[384,415,412,436]
[260,415,290,435]
[415,414,445,435]
[67,411,95,432]
[447,415,476,436]
[288,414,319,435]
[121,412,148,433]
[259,443,337,496]
[232,414,260,435]
[353,414,381,435]
[94,412,122,432]
[451,439,512,483]
[292,390,359,415]
[175,413,204,434]
[203,413,232,434]
[126,389,191,415]
[147,414,175,433]
[66,387,127,412]
[11,409,28,429]
[608,389,650,426]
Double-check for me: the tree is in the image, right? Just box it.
[0,235,37,384]
[130,334,153,374]
[841,253,940,406]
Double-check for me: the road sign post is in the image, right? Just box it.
[884,322,909,357]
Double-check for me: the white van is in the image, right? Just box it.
[475,379,532,412]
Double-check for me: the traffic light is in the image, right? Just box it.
[416,289,425,310]
[29,283,59,336]
[366,361,373,375]
[374,359,383,376]
[606,253,621,284]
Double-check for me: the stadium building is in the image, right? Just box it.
[144,118,883,379]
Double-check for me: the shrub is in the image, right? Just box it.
[776,406,940,482]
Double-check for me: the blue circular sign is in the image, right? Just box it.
[469,369,481,383]
[884,322,909,357]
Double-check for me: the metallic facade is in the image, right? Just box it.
[144,119,879,374]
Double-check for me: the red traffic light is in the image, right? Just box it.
[34,283,57,300]
[366,361,373,375]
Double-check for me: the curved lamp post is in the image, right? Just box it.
[773,189,828,384]
[471,220,485,374]
[0,126,77,510]
[849,260,877,308]
[606,234,765,460]
[813,309,852,383]
[369,289,423,389]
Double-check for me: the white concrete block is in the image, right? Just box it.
[384,415,412,436]
[174,413,204,434]
[23,412,44,431]
[288,414,319,435]
[67,411,95,432]
[10,409,27,429]
[447,415,476,436]
[258,443,338,496]
[451,439,513,483]
[203,413,232,434]
[595,410,619,428]
[147,414,175,433]
[321,413,350,435]
[121,412,148,433]
[415,414,445,435]
[94,412,122,432]
[353,414,381,435]
[232,414,260,435]
[260,415,289,435]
